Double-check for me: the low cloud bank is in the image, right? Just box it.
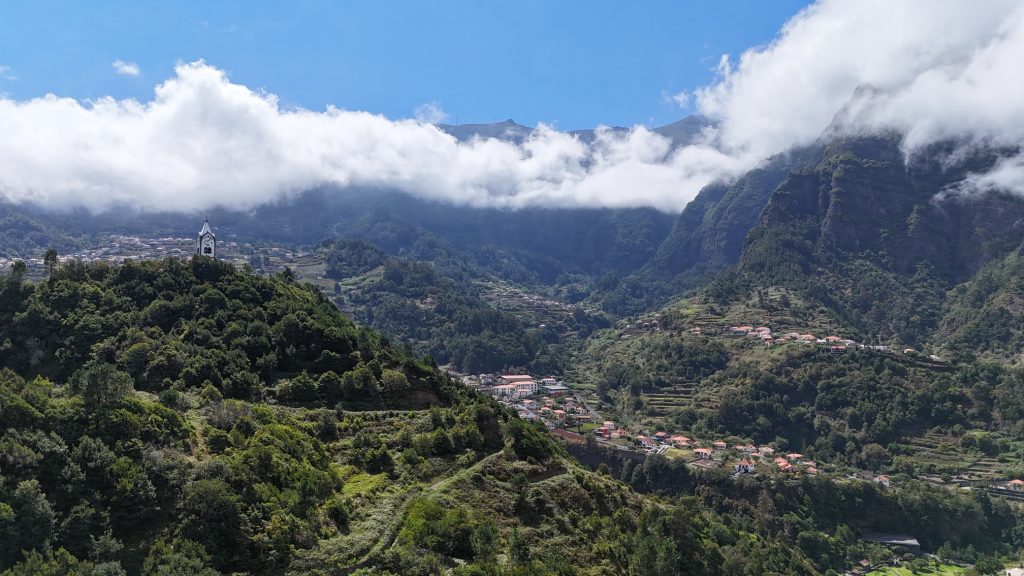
[1,0,1022,213]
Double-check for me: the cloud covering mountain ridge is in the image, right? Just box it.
[1,0,1023,213]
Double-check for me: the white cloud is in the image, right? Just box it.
[662,89,690,110]
[0,62,711,213]
[413,101,448,124]
[2,1,1024,214]
[0,65,15,81]
[112,60,141,76]
[691,0,1024,195]
[942,156,1024,200]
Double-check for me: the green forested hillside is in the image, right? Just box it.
[0,256,453,409]
[322,240,607,374]
[0,203,88,259]
[936,248,1024,362]
[0,257,746,576]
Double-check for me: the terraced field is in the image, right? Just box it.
[642,384,696,415]
[892,431,1007,480]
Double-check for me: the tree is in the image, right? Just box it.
[508,528,529,566]
[72,363,135,409]
[381,368,411,397]
[179,479,244,567]
[975,556,1003,575]
[470,521,499,562]
[44,249,58,279]
[143,539,222,576]
[317,410,338,440]
[6,480,55,561]
[1,548,99,576]
[10,259,27,282]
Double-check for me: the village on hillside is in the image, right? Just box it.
[462,356,1024,508]
[0,234,308,280]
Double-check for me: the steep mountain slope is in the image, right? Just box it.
[704,133,1024,352]
[646,149,811,286]
[935,247,1024,361]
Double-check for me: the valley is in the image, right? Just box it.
[6,129,1024,573]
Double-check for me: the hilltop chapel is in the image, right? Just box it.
[196,218,216,258]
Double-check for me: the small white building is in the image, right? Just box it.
[196,219,216,258]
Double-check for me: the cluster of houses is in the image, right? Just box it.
[697,323,947,362]
[474,374,571,400]
[595,431,829,475]
[465,373,591,430]
[526,395,591,427]
[770,452,821,475]
[720,325,857,354]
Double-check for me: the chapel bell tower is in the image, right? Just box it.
[197,218,216,258]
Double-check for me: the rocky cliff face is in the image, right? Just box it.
[735,133,1024,351]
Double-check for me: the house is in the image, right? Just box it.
[552,409,566,419]
[491,383,518,398]
[500,374,535,384]
[830,345,847,355]
[758,446,775,456]
[874,475,891,488]
[799,334,816,343]
[670,435,692,447]
[785,453,804,461]
[734,460,755,474]
[713,440,728,450]
[542,383,570,396]
[694,448,713,460]
[806,466,819,474]
[1007,479,1024,492]
[1005,568,1024,576]
[737,444,757,453]
[603,420,617,430]
[690,327,702,335]
[653,431,669,442]
[825,336,842,343]
[514,380,539,396]
[637,436,657,449]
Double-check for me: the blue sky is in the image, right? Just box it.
[0,0,810,130]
